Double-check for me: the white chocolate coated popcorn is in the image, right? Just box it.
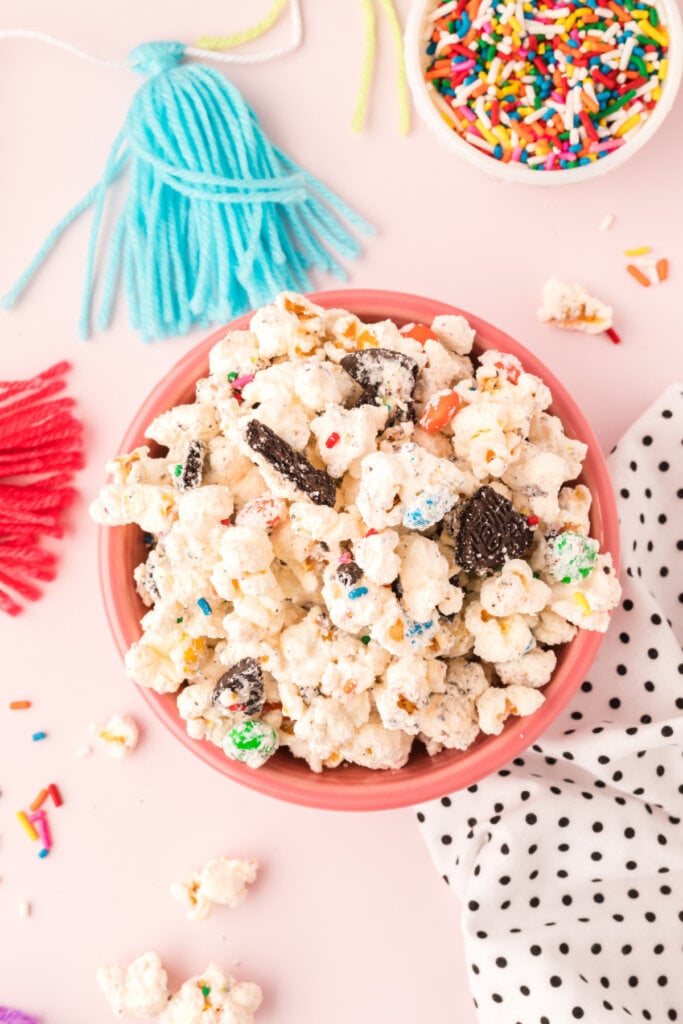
[97,951,170,1018]
[92,714,139,758]
[538,278,613,335]
[171,857,258,921]
[159,964,262,1024]
[92,295,620,772]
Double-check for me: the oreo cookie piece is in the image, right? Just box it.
[213,658,264,717]
[451,486,534,574]
[175,439,205,491]
[340,348,418,423]
[245,420,336,507]
[336,560,363,588]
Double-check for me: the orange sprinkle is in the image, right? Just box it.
[626,264,651,287]
[9,700,31,710]
[30,788,49,812]
[656,258,669,282]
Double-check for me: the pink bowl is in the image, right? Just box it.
[99,289,620,811]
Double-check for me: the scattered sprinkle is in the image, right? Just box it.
[9,700,31,710]
[173,464,183,477]
[29,789,48,812]
[48,783,63,807]
[31,731,46,742]
[348,586,369,600]
[626,263,651,287]
[598,214,614,232]
[227,371,239,382]
[16,811,38,841]
[606,326,622,344]
[656,257,668,282]
[197,597,212,616]
[624,246,650,256]
[76,745,92,757]
[325,432,341,449]
[38,849,49,859]
[361,635,371,644]
[18,901,31,919]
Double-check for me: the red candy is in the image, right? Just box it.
[419,390,461,433]
[325,432,340,449]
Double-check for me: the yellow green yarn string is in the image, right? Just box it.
[378,0,411,136]
[351,0,377,133]
[352,0,411,136]
[196,0,288,51]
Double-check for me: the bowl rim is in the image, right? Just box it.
[98,288,620,811]
[404,0,683,186]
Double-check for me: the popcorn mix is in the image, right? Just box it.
[98,953,262,1024]
[91,293,621,772]
[171,856,258,921]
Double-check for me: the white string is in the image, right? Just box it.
[0,1,303,70]
[0,29,127,68]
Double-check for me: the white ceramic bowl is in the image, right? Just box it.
[405,0,683,185]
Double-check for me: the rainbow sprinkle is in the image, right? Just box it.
[423,0,669,169]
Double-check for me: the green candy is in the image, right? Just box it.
[226,719,278,768]
[547,532,598,585]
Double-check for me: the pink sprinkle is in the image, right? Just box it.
[544,153,555,170]
[231,375,254,389]
[511,146,523,162]
[339,551,352,564]
[460,106,477,123]
[457,59,475,72]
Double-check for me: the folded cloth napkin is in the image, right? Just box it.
[417,384,683,1024]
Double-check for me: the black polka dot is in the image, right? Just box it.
[440,796,451,807]
[550,975,562,987]
[642,435,653,446]
[530,945,542,956]
[662,409,672,418]
[525,813,537,825]
[495,956,507,968]
[591,943,602,954]
[416,812,425,822]
[572,1008,585,1019]
[441,834,452,845]
[659,461,670,472]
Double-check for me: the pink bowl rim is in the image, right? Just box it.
[98,288,620,811]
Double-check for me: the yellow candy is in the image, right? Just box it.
[573,592,592,615]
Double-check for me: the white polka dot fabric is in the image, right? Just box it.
[416,384,683,1024]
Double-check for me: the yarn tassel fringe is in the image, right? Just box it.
[3,42,375,342]
[0,362,84,616]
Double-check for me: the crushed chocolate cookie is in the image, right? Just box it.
[245,420,336,507]
[450,486,534,574]
[340,348,418,423]
[336,561,364,588]
[175,439,205,491]
[213,658,264,717]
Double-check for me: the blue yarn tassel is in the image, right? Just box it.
[3,42,374,341]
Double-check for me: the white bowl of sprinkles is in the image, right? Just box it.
[405,0,682,183]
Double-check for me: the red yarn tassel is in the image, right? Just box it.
[0,362,84,615]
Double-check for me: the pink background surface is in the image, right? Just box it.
[0,2,681,1022]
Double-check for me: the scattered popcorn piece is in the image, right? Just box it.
[171,857,258,921]
[97,951,170,1018]
[537,278,613,335]
[92,714,139,758]
[159,963,262,1024]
